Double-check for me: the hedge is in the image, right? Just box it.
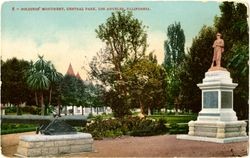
[1,115,87,126]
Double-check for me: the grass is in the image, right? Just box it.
[90,113,197,135]
[148,114,197,124]
[1,123,37,135]
[148,114,197,134]
[91,113,198,124]
[1,127,36,135]
[1,113,197,135]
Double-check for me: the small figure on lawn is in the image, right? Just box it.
[211,33,224,68]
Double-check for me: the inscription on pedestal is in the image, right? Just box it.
[203,91,218,108]
[221,91,232,108]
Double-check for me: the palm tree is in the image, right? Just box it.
[26,55,55,115]
[27,68,50,115]
[45,62,63,105]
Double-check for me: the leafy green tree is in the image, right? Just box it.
[49,77,63,115]
[124,56,167,115]
[163,22,185,113]
[75,78,86,115]
[60,74,104,116]
[1,58,32,115]
[179,26,216,113]
[46,62,63,106]
[84,83,104,115]
[90,11,148,117]
[214,2,248,119]
[164,22,185,68]
[60,75,78,115]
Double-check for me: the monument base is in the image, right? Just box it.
[16,133,93,157]
[177,135,248,143]
[177,120,248,143]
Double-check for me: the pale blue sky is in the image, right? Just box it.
[2,1,221,79]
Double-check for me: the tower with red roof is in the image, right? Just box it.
[66,63,82,80]
[66,63,75,76]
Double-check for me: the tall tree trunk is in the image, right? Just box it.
[90,106,93,114]
[35,92,38,105]
[58,104,61,116]
[139,98,145,115]
[41,93,45,115]
[72,105,74,115]
[148,107,151,115]
[49,87,52,105]
[16,104,21,115]
[82,106,84,115]
[97,107,99,115]
[174,98,179,115]
[64,106,67,115]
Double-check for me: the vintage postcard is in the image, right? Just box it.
[1,1,248,157]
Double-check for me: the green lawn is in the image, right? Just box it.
[148,114,197,134]
[1,113,197,135]
[148,114,197,124]
[1,123,37,135]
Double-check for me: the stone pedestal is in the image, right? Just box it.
[16,133,93,157]
[177,68,248,143]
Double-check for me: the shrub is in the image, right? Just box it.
[21,106,36,114]
[168,123,188,134]
[83,116,168,139]
[130,118,167,136]
[5,106,17,114]
[87,113,94,119]
[34,107,41,115]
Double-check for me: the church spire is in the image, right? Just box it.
[66,63,75,76]
[76,72,82,80]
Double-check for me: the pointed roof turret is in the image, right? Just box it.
[66,63,75,76]
[76,72,82,80]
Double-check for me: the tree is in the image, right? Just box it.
[26,55,62,115]
[1,58,32,115]
[75,78,87,115]
[26,56,50,115]
[163,22,185,113]
[164,22,185,68]
[60,75,78,115]
[49,77,63,116]
[179,26,216,113]
[123,56,167,115]
[84,83,104,115]
[90,11,148,117]
[214,2,248,119]
[46,62,63,106]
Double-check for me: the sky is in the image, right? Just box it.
[1,1,221,79]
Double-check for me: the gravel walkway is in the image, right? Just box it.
[1,132,248,157]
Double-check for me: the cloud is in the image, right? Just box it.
[2,29,167,81]
[2,30,103,80]
[2,37,38,61]
[147,30,166,64]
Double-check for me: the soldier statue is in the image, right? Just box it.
[211,33,224,68]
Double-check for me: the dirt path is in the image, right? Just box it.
[1,131,35,157]
[1,132,248,157]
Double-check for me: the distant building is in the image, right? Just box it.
[75,72,82,80]
[66,63,75,76]
[61,63,112,116]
